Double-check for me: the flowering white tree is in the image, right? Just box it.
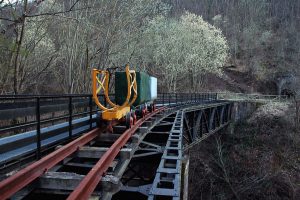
[130,12,229,92]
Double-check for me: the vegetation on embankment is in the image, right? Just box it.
[172,1,300,95]
[188,102,300,200]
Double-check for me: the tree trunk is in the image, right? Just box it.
[13,0,28,94]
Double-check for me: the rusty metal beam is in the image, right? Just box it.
[67,108,164,200]
[0,128,101,199]
[77,146,131,159]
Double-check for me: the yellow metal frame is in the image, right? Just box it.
[92,64,137,120]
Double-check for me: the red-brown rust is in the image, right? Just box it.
[0,108,164,200]
[67,108,164,200]
[0,128,101,200]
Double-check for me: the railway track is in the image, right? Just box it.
[0,105,186,200]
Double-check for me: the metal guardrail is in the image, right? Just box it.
[156,93,217,106]
[0,95,103,160]
[216,92,289,102]
[0,93,218,163]
[0,91,287,165]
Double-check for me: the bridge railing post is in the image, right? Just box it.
[168,93,171,106]
[162,93,165,106]
[36,97,41,160]
[89,96,93,130]
[69,96,73,139]
[175,93,177,105]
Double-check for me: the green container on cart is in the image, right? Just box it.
[115,72,152,107]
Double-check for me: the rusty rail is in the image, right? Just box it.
[0,108,164,199]
[0,128,101,199]
[67,108,164,200]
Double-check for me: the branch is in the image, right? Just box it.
[215,137,241,200]
[69,0,81,11]
[0,0,88,23]
[25,0,86,18]
[32,55,56,80]
[26,6,92,18]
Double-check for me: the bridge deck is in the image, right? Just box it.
[0,92,283,199]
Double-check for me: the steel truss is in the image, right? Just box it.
[115,102,233,200]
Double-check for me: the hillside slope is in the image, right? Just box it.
[188,102,300,200]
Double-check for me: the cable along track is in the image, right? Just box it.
[0,107,175,200]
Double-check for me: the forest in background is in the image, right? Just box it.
[0,0,228,94]
[0,0,299,95]
[173,0,300,95]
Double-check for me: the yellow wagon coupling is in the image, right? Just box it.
[92,64,137,128]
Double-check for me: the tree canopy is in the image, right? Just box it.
[0,0,228,94]
[130,12,228,91]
